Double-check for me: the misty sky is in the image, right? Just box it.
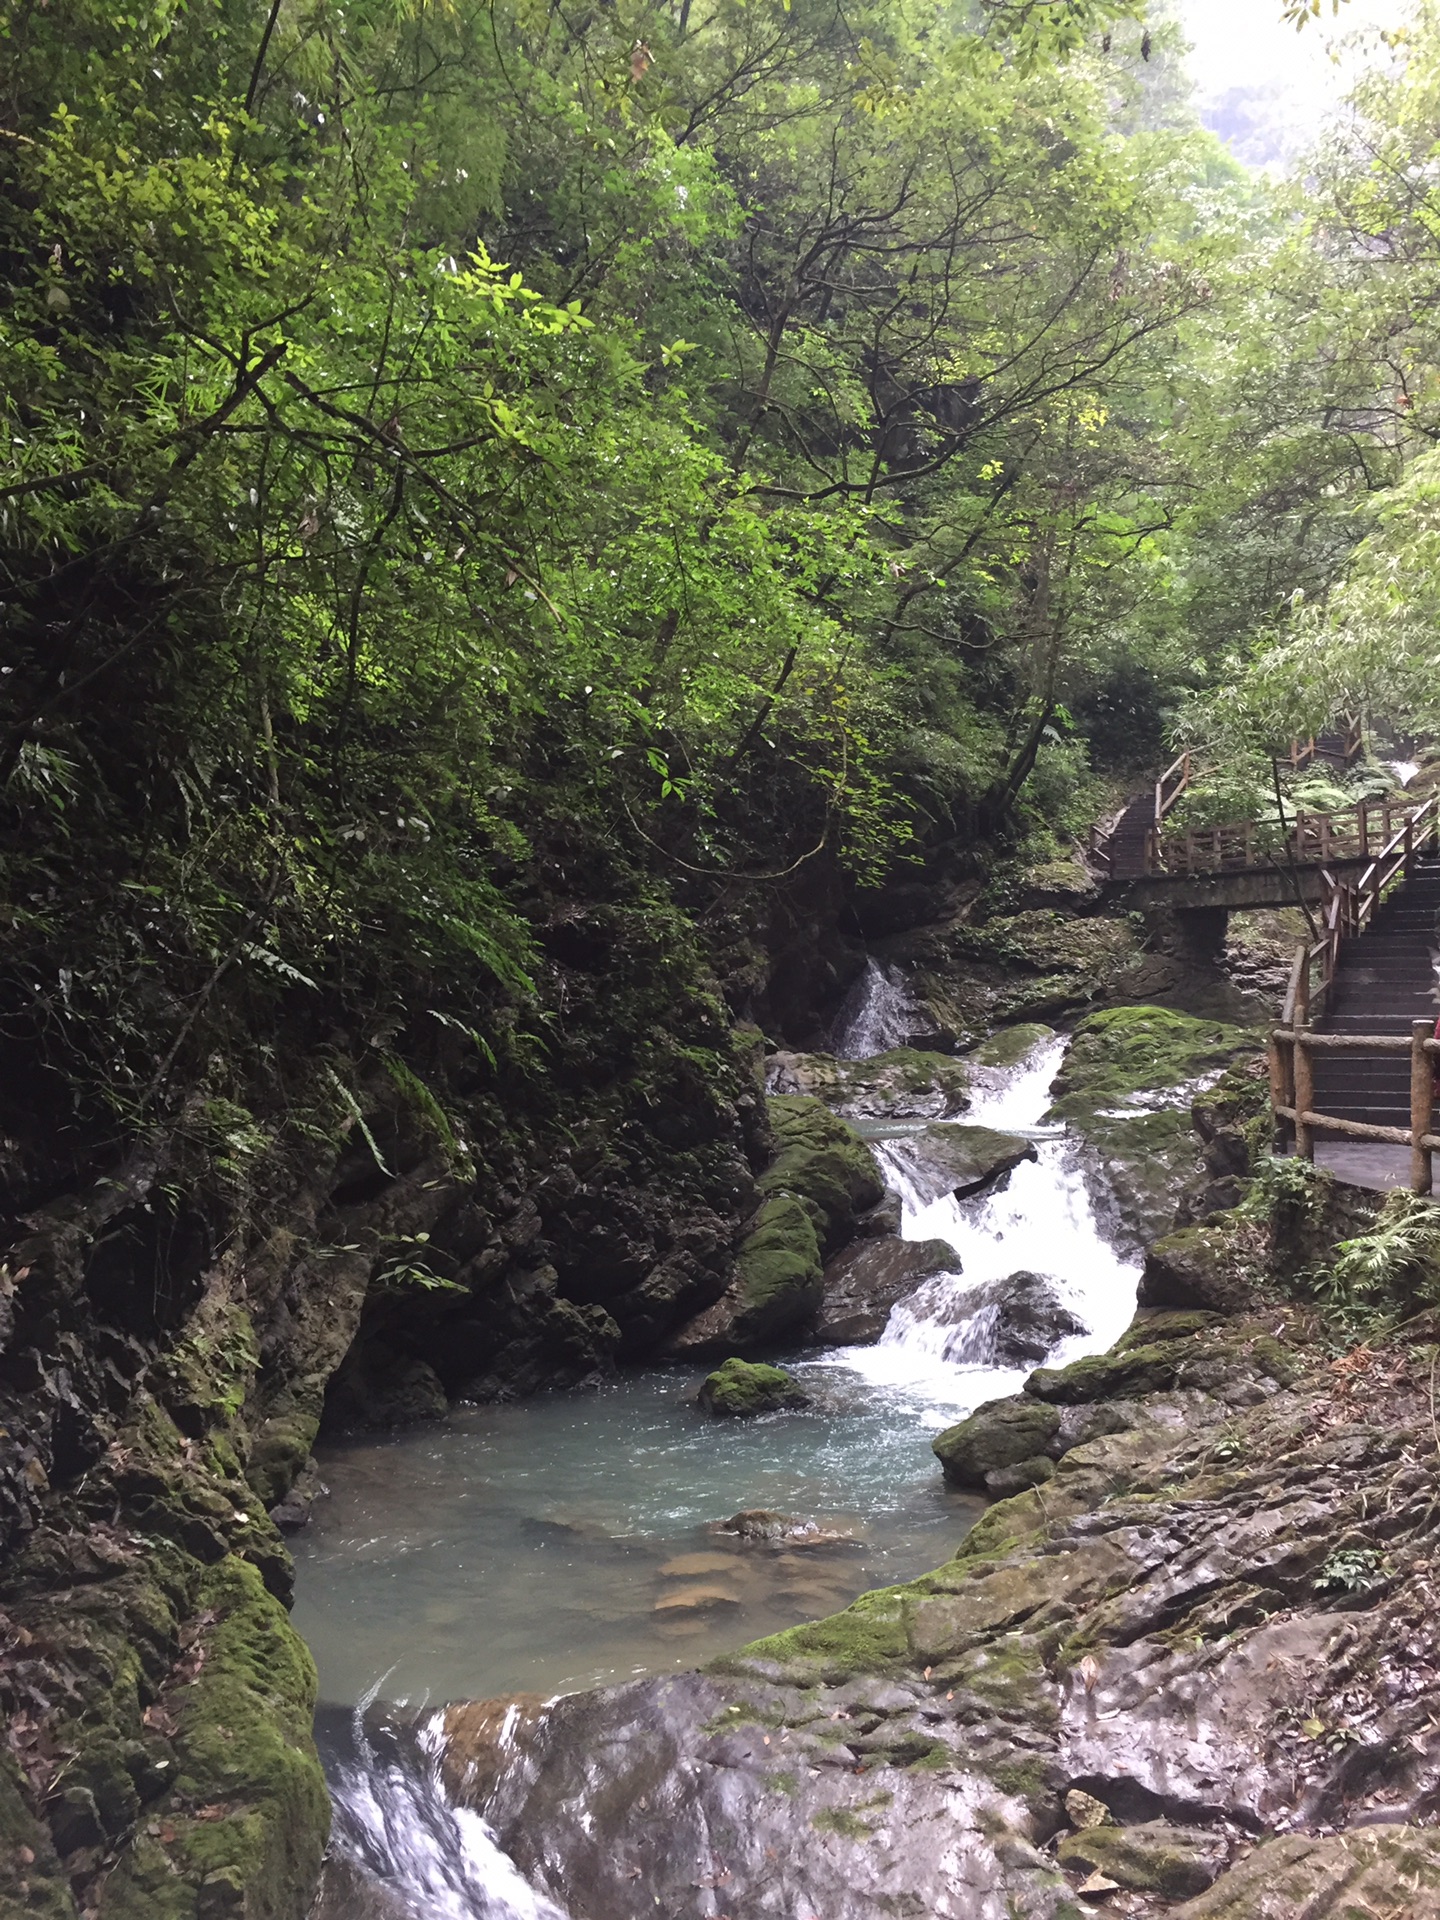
[1178,0,1410,165]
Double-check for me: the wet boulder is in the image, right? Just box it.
[985,1271,1085,1367]
[932,1397,1062,1488]
[712,1510,857,1548]
[814,1237,958,1345]
[1045,1004,1257,1246]
[668,1194,822,1356]
[759,1097,884,1251]
[1140,1225,1256,1314]
[766,1049,972,1122]
[883,1125,1036,1206]
[669,1101,882,1356]
[698,1358,811,1417]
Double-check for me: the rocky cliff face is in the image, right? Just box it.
[0,828,894,1919]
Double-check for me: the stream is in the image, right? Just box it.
[294,989,1142,1915]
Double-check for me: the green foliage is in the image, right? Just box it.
[1239,1154,1331,1226]
[1314,1545,1385,1595]
[1323,1191,1440,1315]
[0,0,1361,1149]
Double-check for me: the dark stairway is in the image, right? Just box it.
[1102,792,1155,880]
[1310,859,1440,1129]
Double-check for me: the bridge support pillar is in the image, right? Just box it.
[1144,904,1229,964]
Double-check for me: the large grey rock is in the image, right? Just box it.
[767,1048,972,1121]
[983,1270,1085,1366]
[883,1125,1036,1207]
[815,1237,959,1345]
[1140,1225,1255,1314]
[932,1397,1062,1487]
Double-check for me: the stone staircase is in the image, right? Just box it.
[1310,859,1440,1130]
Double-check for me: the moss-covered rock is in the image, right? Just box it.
[1049,1005,1255,1117]
[1140,1225,1256,1314]
[932,1398,1062,1487]
[767,1050,972,1122]
[670,1195,823,1355]
[698,1358,811,1416]
[1172,1827,1440,1918]
[99,1556,328,1920]
[1045,1004,1258,1245]
[1058,1820,1228,1898]
[972,1023,1055,1069]
[1024,1328,1298,1405]
[759,1097,884,1250]
[669,1100,882,1355]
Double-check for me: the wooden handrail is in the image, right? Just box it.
[1270,1017,1437,1192]
[1269,793,1440,1192]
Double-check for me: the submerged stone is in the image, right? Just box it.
[698,1358,811,1417]
[653,1585,742,1613]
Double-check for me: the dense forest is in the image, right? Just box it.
[7,0,1437,1153]
[10,0,1440,1915]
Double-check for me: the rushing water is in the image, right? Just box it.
[298,981,1143,1915]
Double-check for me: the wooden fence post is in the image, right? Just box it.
[1412,1020,1434,1196]
[1294,1032,1314,1164]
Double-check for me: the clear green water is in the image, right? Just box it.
[291,1361,984,1711]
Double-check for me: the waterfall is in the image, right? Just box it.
[832,959,914,1059]
[315,1705,570,1920]
[832,1027,1139,1408]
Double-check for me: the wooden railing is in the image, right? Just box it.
[1269,792,1440,1194]
[1269,1021,1439,1194]
[1287,793,1440,1023]
[1153,794,1421,879]
[1278,718,1363,774]
[1090,721,1376,881]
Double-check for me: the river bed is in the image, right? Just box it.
[294,1016,1145,1913]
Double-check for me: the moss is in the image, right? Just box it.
[811,1806,881,1839]
[101,1556,328,1920]
[1022,1336,1200,1404]
[1048,1005,1256,1118]
[153,1298,261,1438]
[720,1587,911,1681]
[811,1790,893,1839]
[0,1751,72,1918]
[973,1023,1055,1069]
[728,1195,824,1343]
[1057,1822,1226,1899]
[760,1097,883,1249]
[698,1356,810,1415]
[932,1398,1062,1488]
[1116,1310,1222,1350]
[983,1755,1051,1805]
